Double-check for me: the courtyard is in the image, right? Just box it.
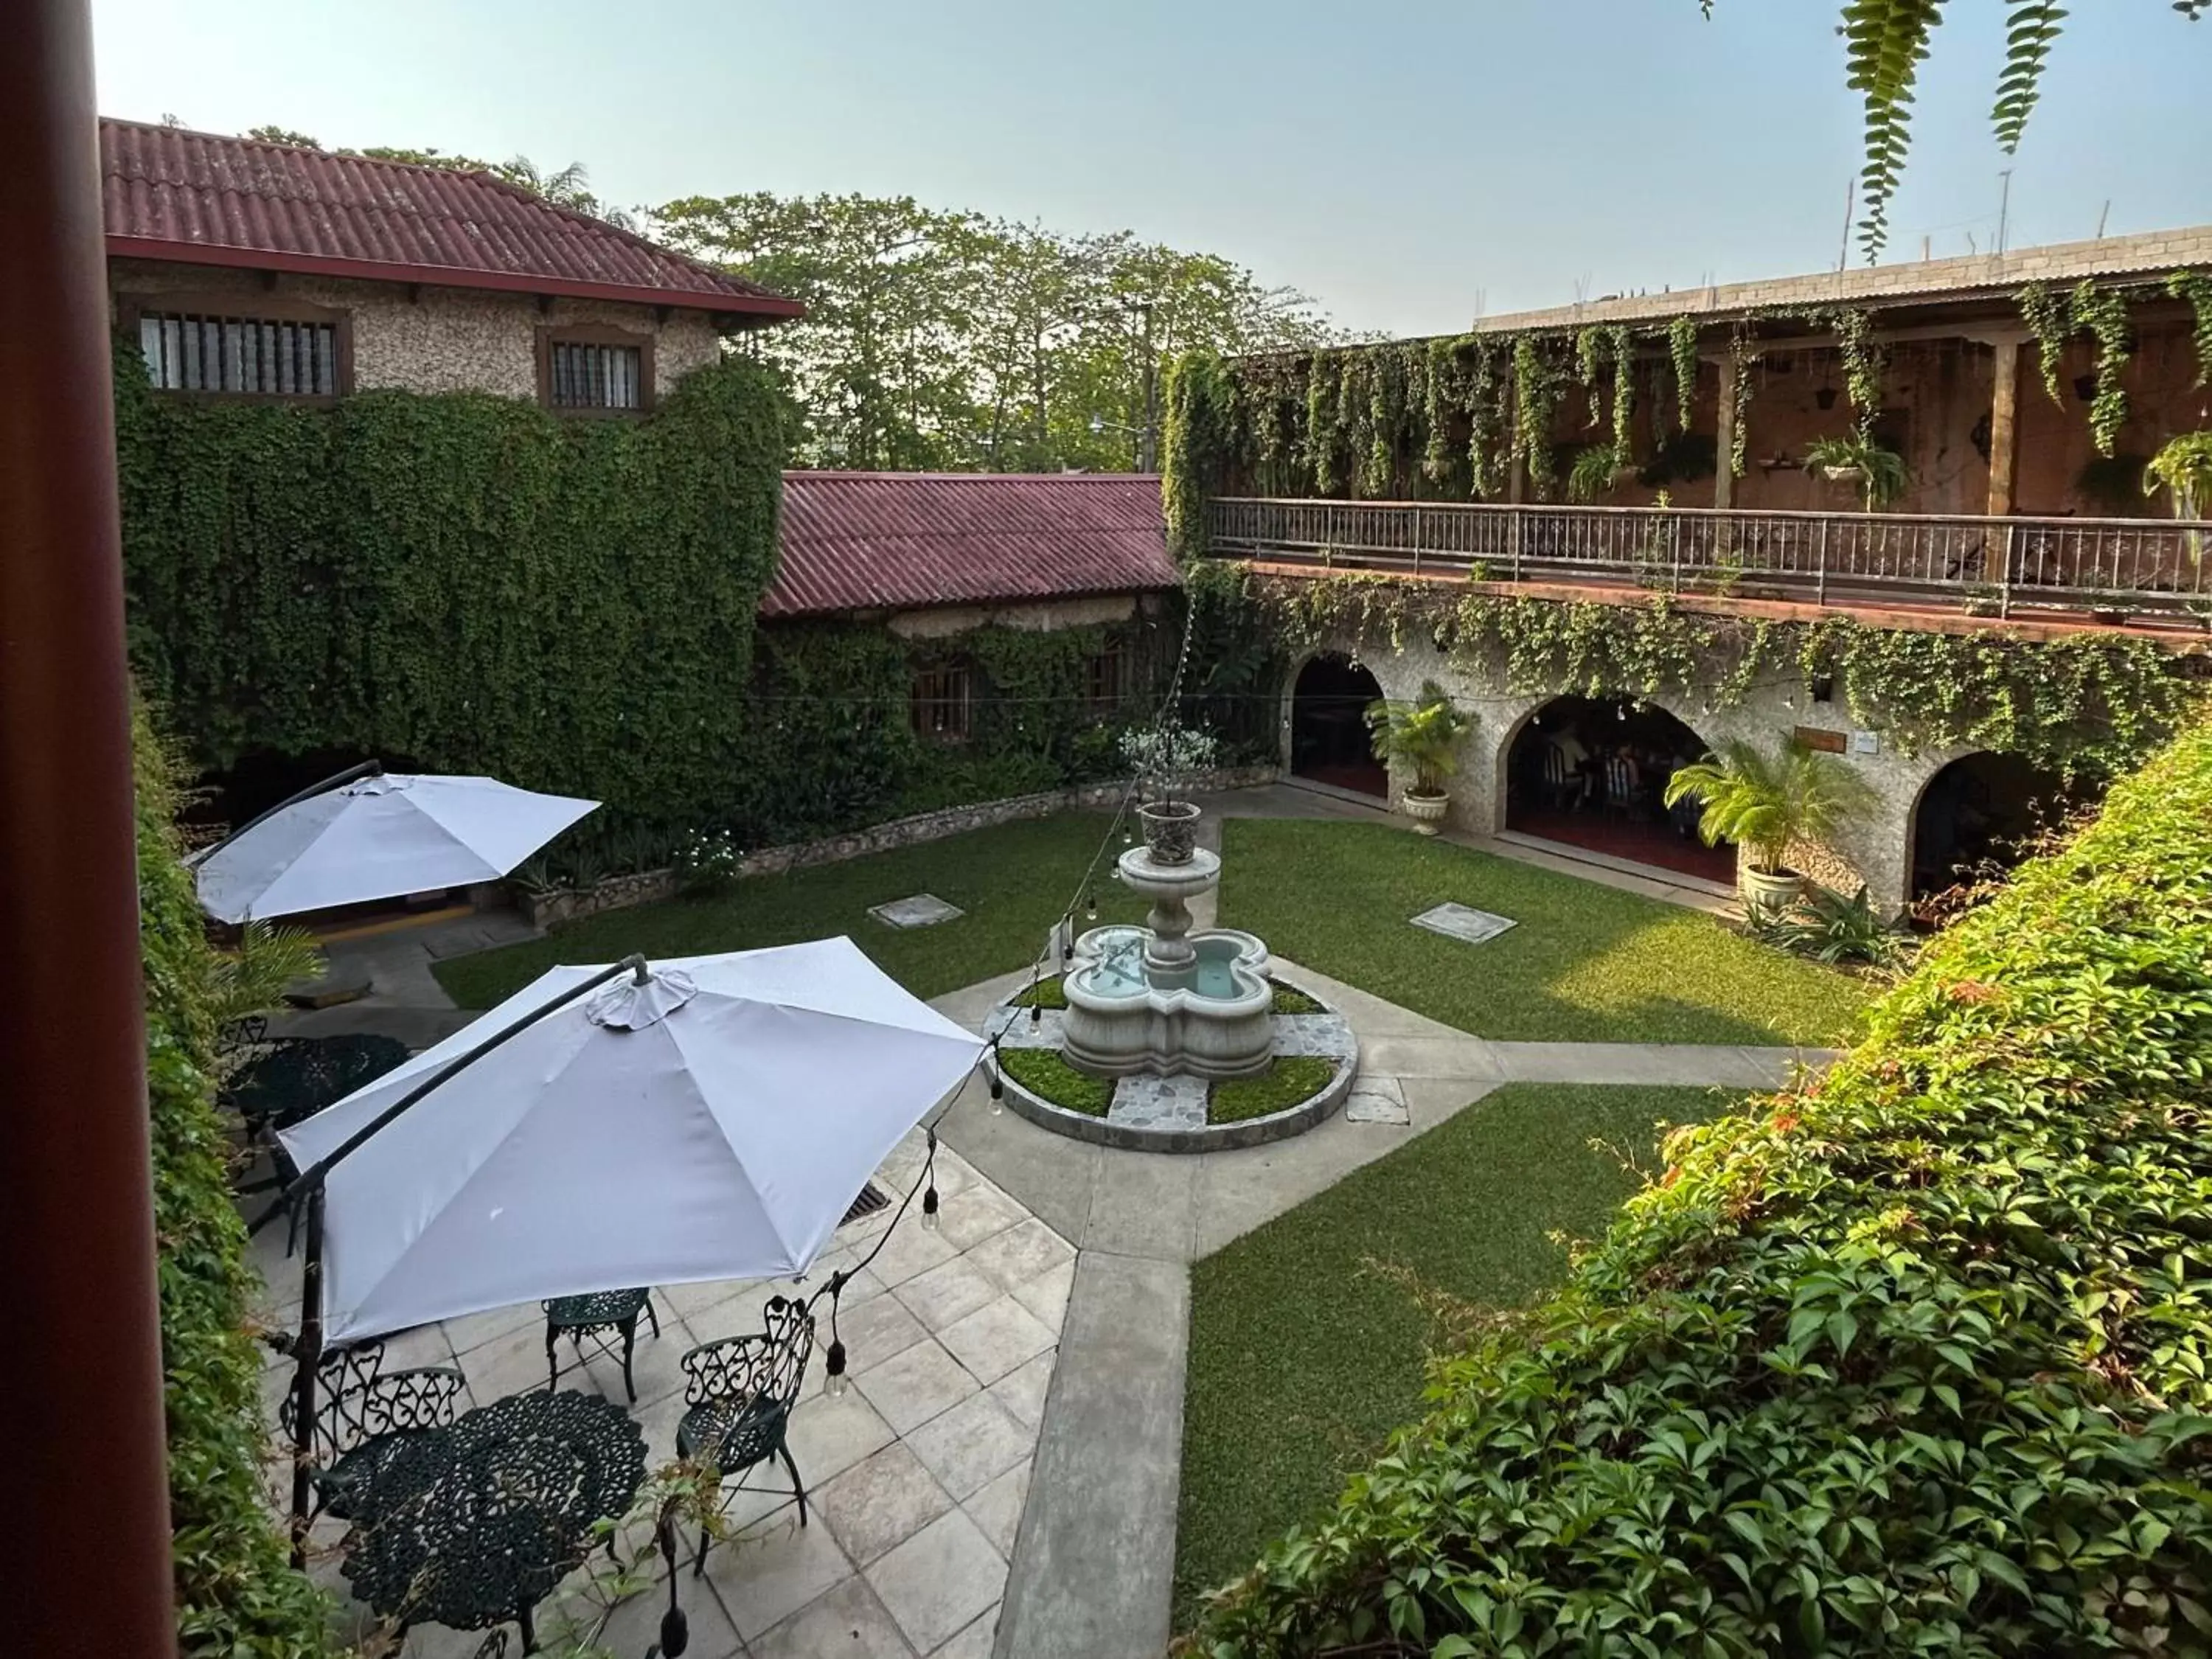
[252,783,1850,1655]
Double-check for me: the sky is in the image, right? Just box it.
[92,0,2212,338]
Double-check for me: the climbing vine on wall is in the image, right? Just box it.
[1728,328,1757,479]
[1211,566,2198,778]
[2070,281,2133,457]
[114,345,785,827]
[1467,335,1506,500]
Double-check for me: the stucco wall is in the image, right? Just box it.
[108,257,723,400]
[886,593,1142,639]
[1281,626,1964,915]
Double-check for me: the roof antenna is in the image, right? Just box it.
[2095,199,2110,240]
[1835,175,1856,271]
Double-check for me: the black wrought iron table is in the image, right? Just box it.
[340,1388,647,1653]
[225,1032,410,1147]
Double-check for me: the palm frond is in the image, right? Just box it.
[1992,3,2066,153]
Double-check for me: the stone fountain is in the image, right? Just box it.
[1060,840,1275,1079]
[987,785,1360,1151]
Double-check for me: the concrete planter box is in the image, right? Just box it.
[1398,790,1450,835]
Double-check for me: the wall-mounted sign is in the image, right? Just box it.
[1792,726,1847,754]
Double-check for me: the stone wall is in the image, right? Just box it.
[1281,631,1955,914]
[516,766,1282,928]
[109,258,723,400]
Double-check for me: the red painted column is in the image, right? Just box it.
[0,1,178,1653]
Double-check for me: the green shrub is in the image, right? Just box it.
[1189,715,2212,1656]
[998,1047,1113,1116]
[136,703,330,1655]
[1208,1056,1338,1124]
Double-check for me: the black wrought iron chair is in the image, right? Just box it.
[673,1297,815,1576]
[277,1340,467,1523]
[226,1032,411,1158]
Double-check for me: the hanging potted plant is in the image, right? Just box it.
[1365,681,1475,835]
[1663,737,1876,919]
[2146,431,2212,568]
[1565,441,1637,504]
[1121,720,1220,865]
[1802,434,1908,510]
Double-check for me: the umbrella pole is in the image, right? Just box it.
[288,1183,326,1566]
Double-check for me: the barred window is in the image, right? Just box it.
[1084,641,1130,714]
[136,308,344,397]
[540,329,652,414]
[911,663,973,741]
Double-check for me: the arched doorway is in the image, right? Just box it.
[1290,655,1387,796]
[1503,695,1734,883]
[1909,751,2094,908]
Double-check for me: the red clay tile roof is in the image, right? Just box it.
[100,118,800,319]
[765,473,1175,618]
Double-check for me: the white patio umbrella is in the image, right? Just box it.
[192,767,598,923]
[276,938,986,1344]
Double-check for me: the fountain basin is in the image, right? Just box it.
[1062,923,1273,1079]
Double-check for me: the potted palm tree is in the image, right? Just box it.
[1803,434,1908,510]
[1663,737,1876,919]
[1365,681,1475,835]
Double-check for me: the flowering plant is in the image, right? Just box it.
[1119,720,1220,806]
[674,827,745,895]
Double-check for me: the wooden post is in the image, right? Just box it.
[1712,354,1739,512]
[1,0,179,1650]
[1986,336,2023,518]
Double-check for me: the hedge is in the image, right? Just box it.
[1188,712,2212,1656]
[136,703,330,1655]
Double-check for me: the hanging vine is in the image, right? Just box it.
[1607,324,1635,459]
[2070,282,2133,457]
[1669,315,1700,434]
[1576,327,1607,431]
[1466,336,1506,501]
[2168,269,2212,389]
[1834,307,1885,439]
[1305,351,1341,495]
[2017,280,2070,406]
[1514,337,1561,498]
[1728,327,1757,479]
[1422,338,1458,487]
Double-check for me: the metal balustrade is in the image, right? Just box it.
[1207,497,2212,620]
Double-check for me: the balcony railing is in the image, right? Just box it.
[1208,497,2212,622]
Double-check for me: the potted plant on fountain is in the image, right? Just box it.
[1364,681,1474,835]
[2146,431,2212,571]
[1663,736,1875,919]
[1802,434,1908,511]
[1121,719,1220,865]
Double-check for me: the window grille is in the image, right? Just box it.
[137,310,341,397]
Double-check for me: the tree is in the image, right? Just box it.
[245,125,631,226]
[650,192,1338,472]
[1697,2,2208,262]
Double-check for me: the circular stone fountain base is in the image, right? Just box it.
[984,980,1360,1154]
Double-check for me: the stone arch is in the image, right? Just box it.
[1285,650,1388,796]
[1495,692,1736,883]
[1906,748,2098,908]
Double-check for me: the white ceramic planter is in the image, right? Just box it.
[1399,790,1450,835]
[1741,865,1803,920]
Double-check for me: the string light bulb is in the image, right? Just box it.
[989,1069,1005,1113]
[1029,1002,1043,1028]
[1085,891,1099,922]
[922,1185,941,1231]
[825,1338,849,1397]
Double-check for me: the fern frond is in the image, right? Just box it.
[1992,3,2067,153]
[1845,0,1945,265]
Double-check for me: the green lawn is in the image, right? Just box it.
[433,813,1148,1008]
[1219,818,1868,1046]
[1175,1082,1731,1624]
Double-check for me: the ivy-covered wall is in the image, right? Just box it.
[114,345,785,827]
